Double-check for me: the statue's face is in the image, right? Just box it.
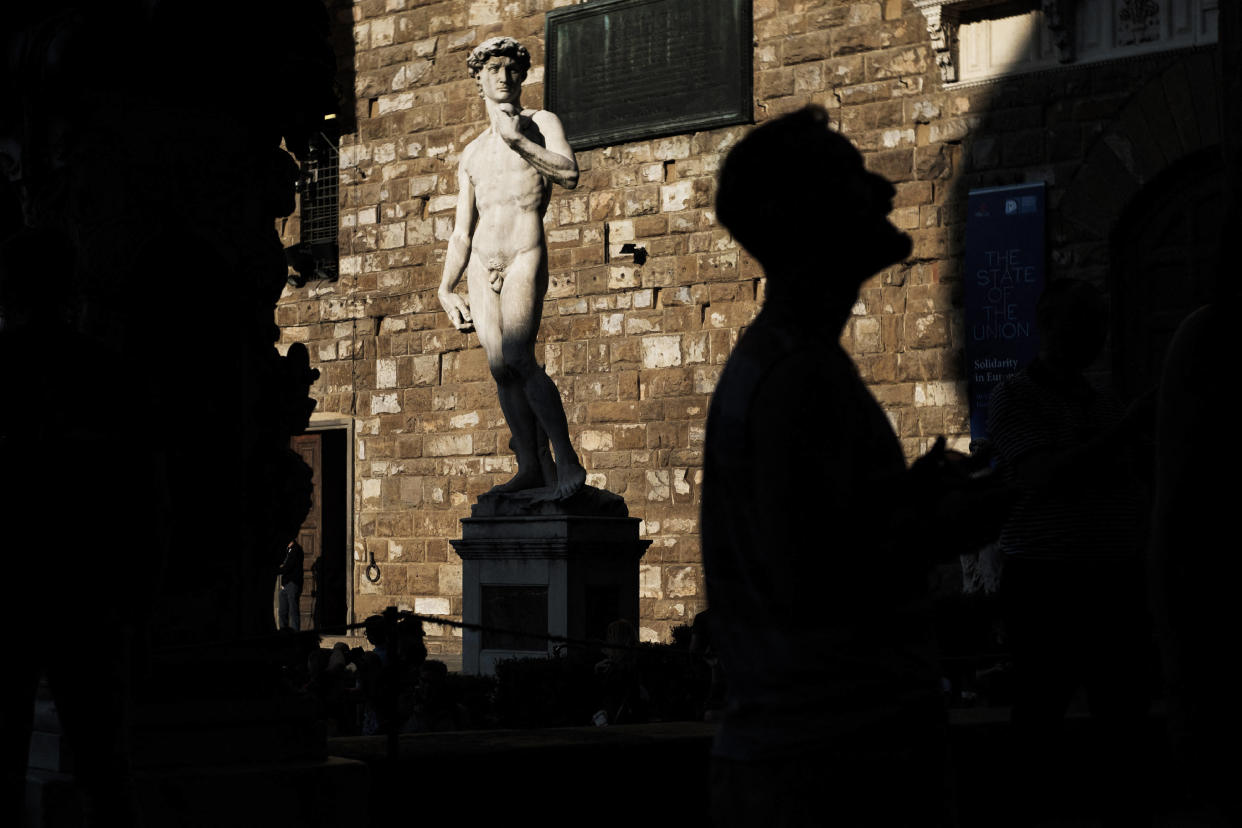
[478,56,524,104]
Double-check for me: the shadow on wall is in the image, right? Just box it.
[924,7,1235,827]
[327,0,359,138]
[944,5,1226,403]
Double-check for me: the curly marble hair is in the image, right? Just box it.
[467,36,531,79]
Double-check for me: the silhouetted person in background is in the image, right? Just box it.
[593,618,646,726]
[407,660,462,733]
[689,609,726,721]
[389,614,427,732]
[987,278,1153,827]
[1150,256,1240,825]
[278,539,304,632]
[702,105,989,827]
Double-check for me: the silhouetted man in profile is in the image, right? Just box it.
[702,106,954,827]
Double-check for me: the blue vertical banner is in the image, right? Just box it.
[964,182,1046,443]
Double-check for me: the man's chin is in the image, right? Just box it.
[871,227,912,270]
[892,230,913,262]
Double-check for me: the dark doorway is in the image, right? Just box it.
[1111,149,1225,400]
[290,428,349,630]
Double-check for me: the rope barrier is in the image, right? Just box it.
[153,607,703,660]
[147,610,712,763]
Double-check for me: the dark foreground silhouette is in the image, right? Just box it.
[701,105,1006,828]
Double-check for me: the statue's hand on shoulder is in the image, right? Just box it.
[439,290,474,333]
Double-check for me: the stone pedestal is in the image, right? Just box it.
[452,487,650,675]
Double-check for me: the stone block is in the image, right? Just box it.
[437,563,462,596]
[639,565,663,599]
[758,68,795,97]
[915,144,953,180]
[784,30,832,64]
[626,313,664,339]
[641,335,682,369]
[661,180,694,212]
[646,470,670,502]
[588,401,639,423]
[906,312,950,349]
[425,434,472,457]
[623,186,660,217]
[652,136,691,160]
[867,148,913,182]
[666,566,698,598]
[642,368,692,398]
[865,47,927,80]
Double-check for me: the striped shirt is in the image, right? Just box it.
[987,361,1142,560]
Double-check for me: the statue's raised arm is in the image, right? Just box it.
[490,105,578,190]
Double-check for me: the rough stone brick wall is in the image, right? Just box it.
[275,0,1209,652]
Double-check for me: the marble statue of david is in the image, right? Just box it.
[437,37,586,501]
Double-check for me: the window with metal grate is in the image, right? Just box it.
[287,129,339,286]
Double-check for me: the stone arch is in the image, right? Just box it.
[1109,148,1224,397]
[1058,49,1225,398]
[1060,49,1220,240]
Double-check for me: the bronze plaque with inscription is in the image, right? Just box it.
[545,0,752,150]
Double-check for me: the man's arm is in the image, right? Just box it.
[495,106,578,189]
[438,159,477,332]
[280,544,300,578]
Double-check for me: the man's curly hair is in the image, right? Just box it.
[467,36,531,79]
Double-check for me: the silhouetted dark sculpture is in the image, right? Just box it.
[1,224,157,826]
[1,2,332,824]
[987,278,1153,827]
[702,105,987,827]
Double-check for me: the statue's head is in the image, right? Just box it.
[716,105,911,286]
[468,36,530,83]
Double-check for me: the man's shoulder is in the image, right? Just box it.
[712,316,845,419]
[729,314,848,379]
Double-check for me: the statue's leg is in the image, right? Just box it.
[467,262,544,492]
[500,250,586,500]
[536,422,556,486]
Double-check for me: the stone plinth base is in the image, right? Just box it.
[452,486,650,675]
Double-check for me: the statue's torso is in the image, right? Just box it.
[465,122,549,265]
